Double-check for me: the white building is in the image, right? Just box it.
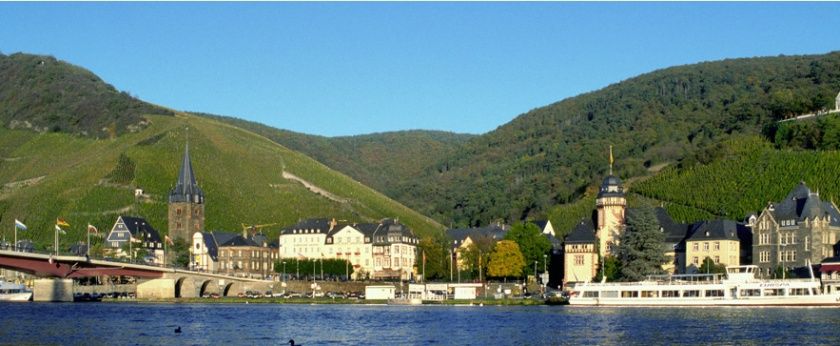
[279,218,418,280]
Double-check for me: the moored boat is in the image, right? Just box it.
[568,265,840,306]
[0,280,32,302]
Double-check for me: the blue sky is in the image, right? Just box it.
[1,3,839,137]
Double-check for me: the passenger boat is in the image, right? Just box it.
[0,280,32,302]
[568,265,840,306]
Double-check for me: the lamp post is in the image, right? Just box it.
[543,254,548,294]
[534,261,538,286]
[282,261,286,282]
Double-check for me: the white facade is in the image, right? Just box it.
[191,232,217,272]
[278,228,328,259]
[327,225,373,279]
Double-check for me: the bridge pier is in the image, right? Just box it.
[33,278,73,302]
[136,278,175,299]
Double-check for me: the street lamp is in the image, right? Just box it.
[282,261,286,282]
[534,261,538,285]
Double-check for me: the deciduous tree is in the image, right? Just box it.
[487,240,525,279]
[504,222,552,276]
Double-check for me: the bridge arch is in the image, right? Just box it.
[223,282,244,297]
[174,277,198,298]
[199,280,215,297]
[174,277,187,298]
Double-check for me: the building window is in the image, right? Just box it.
[574,255,584,265]
[714,256,720,264]
[805,236,809,251]
[703,242,709,251]
[714,242,720,251]
[692,243,699,251]
[693,257,699,265]
[177,208,182,215]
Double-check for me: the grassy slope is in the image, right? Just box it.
[200,114,474,196]
[0,113,443,249]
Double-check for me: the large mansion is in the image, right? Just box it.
[277,218,418,280]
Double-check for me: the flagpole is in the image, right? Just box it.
[87,228,91,257]
[14,224,17,252]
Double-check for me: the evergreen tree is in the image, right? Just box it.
[617,206,667,281]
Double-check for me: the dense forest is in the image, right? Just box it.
[0,53,171,137]
[211,52,840,229]
[393,52,840,227]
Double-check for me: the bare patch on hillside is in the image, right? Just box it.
[0,176,46,198]
[281,171,349,204]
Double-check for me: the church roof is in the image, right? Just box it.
[169,144,204,204]
[280,218,333,235]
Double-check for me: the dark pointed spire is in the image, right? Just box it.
[169,141,204,204]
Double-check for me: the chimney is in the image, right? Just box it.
[329,218,337,231]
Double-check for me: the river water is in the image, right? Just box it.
[1,303,840,345]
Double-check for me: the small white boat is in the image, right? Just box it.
[0,280,32,302]
[568,265,840,306]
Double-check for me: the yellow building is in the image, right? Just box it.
[564,220,599,284]
[685,220,741,273]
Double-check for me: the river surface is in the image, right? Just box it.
[2,303,840,345]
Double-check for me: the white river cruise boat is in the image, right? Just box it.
[0,280,32,302]
[568,265,840,306]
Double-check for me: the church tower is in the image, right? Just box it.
[595,145,626,258]
[168,141,205,241]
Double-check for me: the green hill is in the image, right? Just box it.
[385,52,840,227]
[0,53,172,137]
[0,112,444,250]
[202,114,474,198]
[633,135,840,224]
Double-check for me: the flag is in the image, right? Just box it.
[14,219,27,231]
[609,145,614,166]
[87,224,98,234]
[55,225,66,235]
[56,218,70,228]
[165,235,174,246]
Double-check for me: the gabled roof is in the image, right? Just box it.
[653,207,692,244]
[169,143,205,204]
[220,235,260,247]
[766,182,840,226]
[446,224,507,248]
[687,220,740,242]
[565,219,596,244]
[117,216,162,243]
[597,175,625,198]
[371,219,417,245]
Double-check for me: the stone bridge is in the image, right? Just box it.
[0,249,274,301]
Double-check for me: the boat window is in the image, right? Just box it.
[583,291,599,298]
[683,290,700,297]
[740,289,760,297]
[790,288,809,296]
[641,291,658,298]
[661,290,680,298]
[763,289,783,296]
[621,291,639,298]
[601,291,619,298]
[704,290,724,297]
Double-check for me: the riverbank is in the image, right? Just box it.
[103,296,555,306]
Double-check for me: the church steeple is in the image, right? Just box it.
[169,143,204,204]
[168,132,206,242]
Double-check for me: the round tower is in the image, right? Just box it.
[596,146,626,258]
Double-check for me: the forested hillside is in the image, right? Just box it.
[394,52,840,227]
[0,53,171,137]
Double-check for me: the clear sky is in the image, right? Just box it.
[1,2,839,137]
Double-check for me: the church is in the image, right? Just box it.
[168,142,205,242]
